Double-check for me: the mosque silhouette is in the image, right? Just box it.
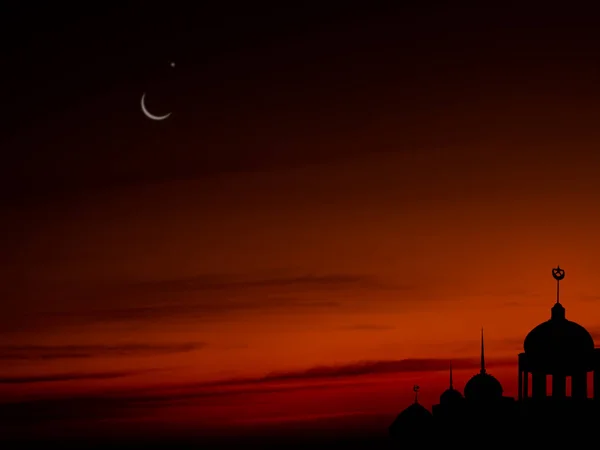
[389,267,600,443]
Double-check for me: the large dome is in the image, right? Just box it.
[464,372,503,401]
[524,303,595,373]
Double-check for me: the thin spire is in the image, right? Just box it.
[480,328,486,374]
[449,362,453,389]
[413,385,420,403]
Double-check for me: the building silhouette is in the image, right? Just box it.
[389,266,600,443]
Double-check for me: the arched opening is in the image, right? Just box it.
[566,376,572,397]
[546,374,552,396]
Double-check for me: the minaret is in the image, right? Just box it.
[480,328,486,374]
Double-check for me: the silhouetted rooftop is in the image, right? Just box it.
[391,267,600,441]
[389,402,432,437]
[440,387,463,404]
[464,371,503,400]
[524,302,595,372]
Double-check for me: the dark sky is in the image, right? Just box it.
[4,4,600,442]
[2,4,599,205]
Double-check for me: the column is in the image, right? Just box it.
[552,374,566,398]
[594,368,600,401]
[532,372,546,399]
[572,372,587,399]
[518,353,524,401]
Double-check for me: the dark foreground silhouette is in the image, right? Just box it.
[390,266,600,445]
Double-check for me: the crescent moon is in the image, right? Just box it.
[140,93,171,121]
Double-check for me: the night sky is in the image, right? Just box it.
[2,4,600,444]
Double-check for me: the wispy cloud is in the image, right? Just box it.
[74,297,342,323]
[0,395,137,426]
[129,274,390,294]
[502,301,524,308]
[3,273,411,332]
[81,273,394,301]
[0,355,515,431]
[0,370,142,384]
[339,324,396,331]
[256,356,514,382]
[131,356,516,399]
[0,342,206,361]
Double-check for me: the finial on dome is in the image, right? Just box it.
[413,385,420,403]
[480,328,486,374]
[552,266,565,304]
[449,362,453,389]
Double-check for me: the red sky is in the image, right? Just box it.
[2,5,600,443]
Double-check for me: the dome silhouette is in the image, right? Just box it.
[440,363,463,404]
[464,372,503,400]
[389,387,433,438]
[389,402,433,437]
[464,328,504,401]
[440,387,463,403]
[395,402,433,421]
[524,302,595,373]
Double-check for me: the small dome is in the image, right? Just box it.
[464,328,502,401]
[464,372,503,401]
[440,387,463,404]
[389,402,433,437]
[524,303,595,373]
